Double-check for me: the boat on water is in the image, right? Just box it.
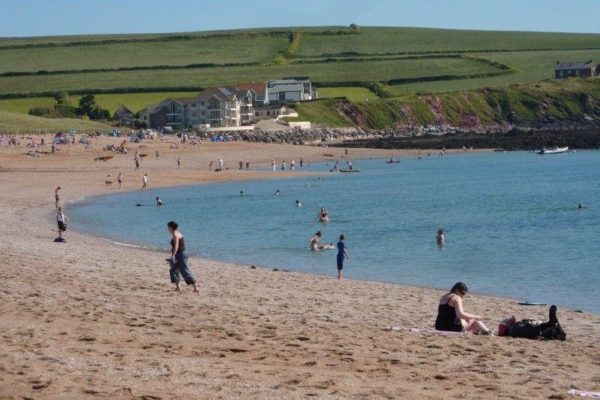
[538,146,569,155]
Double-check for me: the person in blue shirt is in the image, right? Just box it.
[336,235,350,279]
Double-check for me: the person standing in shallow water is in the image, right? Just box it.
[336,235,350,279]
[436,228,445,247]
[167,221,199,292]
[56,206,67,241]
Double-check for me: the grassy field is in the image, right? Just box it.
[387,49,600,95]
[0,111,113,134]
[0,57,500,95]
[317,87,379,102]
[287,100,354,127]
[2,26,600,129]
[295,27,600,56]
[0,92,200,114]
[0,36,288,73]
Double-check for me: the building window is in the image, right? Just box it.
[255,112,259,116]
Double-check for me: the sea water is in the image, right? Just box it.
[69,151,600,313]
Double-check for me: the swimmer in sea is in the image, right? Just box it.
[240,190,244,196]
[436,228,445,247]
[318,207,329,223]
[156,196,163,207]
[296,200,302,207]
[276,189,280,196]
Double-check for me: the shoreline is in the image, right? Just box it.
[2,138,599,399]
[65,151,597,315]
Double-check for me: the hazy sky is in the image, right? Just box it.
[1,0,599,37]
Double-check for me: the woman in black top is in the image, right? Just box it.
[167,221,199,292]
[435,282,490,334]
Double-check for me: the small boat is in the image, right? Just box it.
[538,146,569,155]
[386,160,400,164]
[339,169,360,173]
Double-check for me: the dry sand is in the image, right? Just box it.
[0,136,599,400]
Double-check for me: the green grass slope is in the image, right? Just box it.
[345,78,600,129]
[0,110,114,134]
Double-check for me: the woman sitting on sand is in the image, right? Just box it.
[167,221,199,293]
[435,282,490,334]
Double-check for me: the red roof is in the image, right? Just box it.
[236,82,266,97]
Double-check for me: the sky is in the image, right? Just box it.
[1,0,599,38]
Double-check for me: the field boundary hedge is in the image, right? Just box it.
[0,29,357,51]
[294,47,600,59]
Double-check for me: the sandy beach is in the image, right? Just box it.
[1,136,599,400]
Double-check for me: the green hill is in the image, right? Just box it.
[1,26,600,130]
[0,110,113,134]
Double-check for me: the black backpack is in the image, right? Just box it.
[510,319,541,339]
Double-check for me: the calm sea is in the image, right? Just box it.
[69,151,600,313]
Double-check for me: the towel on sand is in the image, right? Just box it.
[569,389,600,399]
[387,326,465,335]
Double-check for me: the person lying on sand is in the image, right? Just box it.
[435,282,490,335]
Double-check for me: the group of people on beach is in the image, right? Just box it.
[271,158,304,172]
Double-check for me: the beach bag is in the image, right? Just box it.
[497,316,516,337]
[510,319,541,339]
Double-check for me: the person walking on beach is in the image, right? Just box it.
[435,282,491,335]
[272,160,276,171]
[167,221,199,292]
[117,172,123,189]
[246,160,250,170]
[177,158,182,169]
[54,186,61,208]
[218,158,224,172]
[155,150,160,160]
[300,158,304,168]
[281,161,286,171]
[239,160,244,170]
[291,159,296,171]
[142,173,148,190]
[56,206,67,242]
[336,235,349,279]
[209,160,214,171]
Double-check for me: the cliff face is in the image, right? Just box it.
[338,78,600,132]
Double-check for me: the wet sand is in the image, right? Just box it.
[1,136,599,399]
